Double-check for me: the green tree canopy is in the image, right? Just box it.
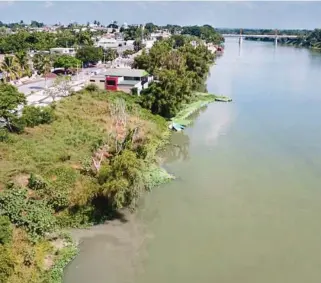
[76,46,103,64]
[104,48,118,62]
[134,35,215,118]
[53,55,82,69]
[0,83,26,132]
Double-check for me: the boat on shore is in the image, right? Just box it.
[215,96,232,102]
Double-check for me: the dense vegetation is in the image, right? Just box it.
[0,87,171,282]
[181,25,224,44]
[133,35,216,117]
[0,29,94,54]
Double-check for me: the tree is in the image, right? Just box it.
[76,46,103,65]
[30,20,44,28]
[181,25,223,44]
[122,49,136,58]
[52,76,72,98]
[139,69,193,118]
[75,31,94,46]
[134,35,215,117]
[15,51,31,77]
[133,40,172,74]
[53,55,82,70]
[0,56,21,82]
[32,54,52,88]
[0,83,26,132]
[133,39,145,52]
[104,48,118,62]
[145,22,158,33]
[44,76,72,102]
[171,35,187,49]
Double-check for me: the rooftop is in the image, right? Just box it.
[101,68,149,78]
[118,80,141,86]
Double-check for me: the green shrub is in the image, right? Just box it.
[22,105,55,127]
[10,117,26,133]
[0,216,12,244]
[85,83,99,92]
[0,245,14,283]
[0,187,56,241]
[0,128,9,142]
[98,149,144,209]
[28,173,47,191]
[28,172,70,212]
[131,87,138,95]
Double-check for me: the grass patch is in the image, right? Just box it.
[171,92,232,126]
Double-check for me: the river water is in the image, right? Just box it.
[64,38,321,283]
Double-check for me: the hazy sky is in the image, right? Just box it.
[0,1,320,29]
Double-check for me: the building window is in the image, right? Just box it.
[100,80,105,82]
[90,80,95,82]
[107,80,116,86]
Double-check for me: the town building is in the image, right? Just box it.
[150,30,171,40]
[95,38,119,49]
[89,68,153,95]
[50,47,76,56]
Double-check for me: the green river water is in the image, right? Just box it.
[64,38,321,283]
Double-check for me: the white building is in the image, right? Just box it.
[50,48,76,56]
[150,30,171,40]
[89,68,153,95]
[95,38,118,49]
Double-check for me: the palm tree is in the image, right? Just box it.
[0,55,21,82]
[15,51,31,77]
[32,54,52,88]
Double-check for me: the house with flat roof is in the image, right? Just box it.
[50,48,76,56]
[89,68,153,95]
[95,38,119,49]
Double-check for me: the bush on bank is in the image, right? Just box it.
[133,36,216,118]
[0,89,172,282]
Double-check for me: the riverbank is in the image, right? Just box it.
[0,84,231,282]
[63,90,232,282]
[0,88,173,283]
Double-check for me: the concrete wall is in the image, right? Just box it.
[89,79,105,90]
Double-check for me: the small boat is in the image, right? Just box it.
[215,97,232,102]
[169,122,186,132]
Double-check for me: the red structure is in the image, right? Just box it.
[105,76,118,91]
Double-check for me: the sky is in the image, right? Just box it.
[0,1,320,29]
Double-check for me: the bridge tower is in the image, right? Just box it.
[274,29,278,46]
[239,28,243,45]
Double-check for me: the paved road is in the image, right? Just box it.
[18,66,105,95]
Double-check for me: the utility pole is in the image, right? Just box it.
[76,63,79,81]
[81,61,84,80]
[141,23,144,43]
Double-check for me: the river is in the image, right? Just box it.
[63,38,321,283]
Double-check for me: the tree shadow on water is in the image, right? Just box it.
[163,131,190,164]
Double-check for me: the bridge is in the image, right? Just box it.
[222,29,298,45]
[222,34,298,39]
